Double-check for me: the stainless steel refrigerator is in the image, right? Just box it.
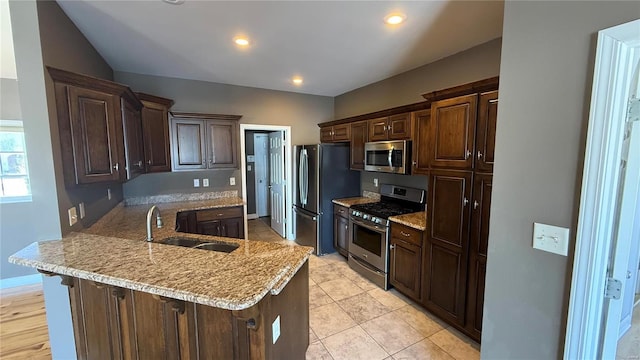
[294,144,360,255]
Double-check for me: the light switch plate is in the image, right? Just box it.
[533,222,570,256]
[230,177,236,186]
[272,316,280,344]
[68,207,78,226]
[193,179,200,187]
[203,178,209,187]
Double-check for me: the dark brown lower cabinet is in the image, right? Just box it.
[333,204,349,257]
[422,170,472,327]
[465,173,492,340]
[175,206,245,239]
[389,223,423,302]
[64,261,309,359]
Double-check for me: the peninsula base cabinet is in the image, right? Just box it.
[59,262,309,359]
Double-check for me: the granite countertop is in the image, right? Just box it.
[332,197,378,208]
[9,197,313,310]
[389,211,427,231]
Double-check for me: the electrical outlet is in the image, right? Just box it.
[193,178,200,187]
[373,178,379,187]
[78,202,85,219]
[203,178,209,187]
[107,188,112,200]
[533,222,570,256]
[272,316,281,344]
[68,207,78,226]
[230,177,236,186]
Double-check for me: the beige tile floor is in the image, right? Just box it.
[247,219,481,360]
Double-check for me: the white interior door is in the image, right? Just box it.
[269,131,285,237]
[254,134,269,217]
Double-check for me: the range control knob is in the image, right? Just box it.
[363,214,369,220]
[371,217,378,223]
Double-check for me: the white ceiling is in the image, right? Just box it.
[56,1,504,97]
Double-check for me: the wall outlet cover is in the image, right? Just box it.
[533,222,570,256]
[230,177,236,186]
[373,178,379,187]
[203,178,210,187]
[193,179,200,187]
[68,207,78,226]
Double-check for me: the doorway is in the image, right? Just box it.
[240,124,293,240]
[564,19,640,359]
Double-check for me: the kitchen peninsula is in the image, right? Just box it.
[9,198,313,359]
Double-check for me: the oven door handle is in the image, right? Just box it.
[350,217,387,234]
[349,254,384,275]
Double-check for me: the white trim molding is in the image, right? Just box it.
[564,19,640,359]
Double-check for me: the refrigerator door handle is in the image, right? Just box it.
[302,150,309,205]
[298,149,305,205]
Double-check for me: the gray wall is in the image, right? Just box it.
[0,78,21,119]
[37,0,122,235]
[483,1,640,359]
[335,38,502,119]
[115,71,334,198]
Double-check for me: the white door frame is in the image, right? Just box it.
[240,124,293,240]
[564,19,640,359]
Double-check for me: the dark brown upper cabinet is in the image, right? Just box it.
[170,112,241,171]
[411,109,431,175]
[136,93,174,173]
[368,113,412,142]
[49,67,143,186]
[349,120,368,170]
[320,123,350,143]
[120,98,145,180]
[429,94,478,170]
[475,91,498,173]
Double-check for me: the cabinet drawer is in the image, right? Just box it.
[196,206,243,221]
[391,224,423,247]
[333,204,349,217]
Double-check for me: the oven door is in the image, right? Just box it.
[348,217,389,272]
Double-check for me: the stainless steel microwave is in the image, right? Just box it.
[364,140,411,174]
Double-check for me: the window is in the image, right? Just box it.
[0,120,31,201]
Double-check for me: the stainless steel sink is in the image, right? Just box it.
[193,242,239,253]
[157,237,239,253]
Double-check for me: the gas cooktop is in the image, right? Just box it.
[350,201,417,219]
[350,184,425,226]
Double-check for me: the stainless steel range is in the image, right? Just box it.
[348,184,425,290]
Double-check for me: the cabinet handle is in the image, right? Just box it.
[217,213,224,216]
[489,98,499,104]
[463,197,469,207]
[113,163,119,171]
[390,244,395,250]
[137,160,143,168]
[400,231,411,237]
[345,225,348,230]
[147,159,152,165]
[473,200,479,209]
[465,149,472,160]
[477,151,483,160]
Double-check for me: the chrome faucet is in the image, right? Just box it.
[146,205,163,242]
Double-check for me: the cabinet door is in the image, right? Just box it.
[175,211,197,233]
[172,119,206,170]
[350,121,368,170]
[141,101,171,173]
[390,238,422,301]
[121,99,145,180]
[466,174,492,340]
[69,279,125,360]
[368,117,388,141]
[196,220,222,236]
[429,94,477,169]
[320,127,334,143]
[412,110,431,175]
[206,120,237,168]
[221,217,244,239]
[333,213,349,256]
[423,169,472,326]
[332,124,351,142]
[388,113,412,140]
[66,86,122,184]
[475,91,498,173]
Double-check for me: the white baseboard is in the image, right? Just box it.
[247,213,259,220]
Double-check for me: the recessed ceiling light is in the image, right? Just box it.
[234,37,250,47]
[162,0,185,5]
[292,77,303,85]
[384,13,406,25]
